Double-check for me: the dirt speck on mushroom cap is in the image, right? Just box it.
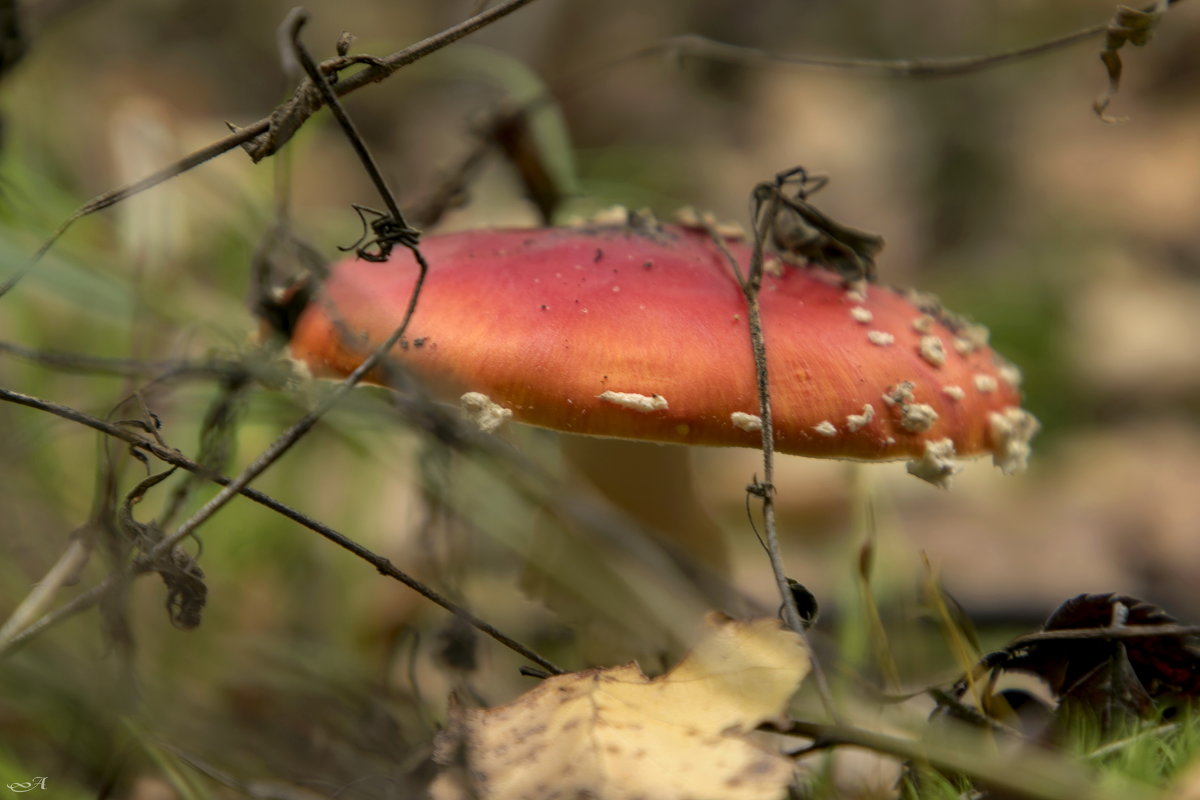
[288,223,1033,466]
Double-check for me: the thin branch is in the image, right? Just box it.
[0,123,265,298]
[741,194,791,629]
[99,0,440,641]
[136,0,442,584]
[1085,721,1180,761]
[394,388,740,620]
[0,340,245,379]
[1008,622,1200,645]
[705,175,840,721]
[0,0,543,299]
[155,738,344,800]
[157,369,250,530]
[132,274,425,605]
[0,386,562,674]
[405,99,552,230]
[746,186,844,721]
[242,0,543,161]
[636,0,1184,80]
[404,126,495,230]
[289,9,405,229]
[289,8,419,265]
[2,353,735,668]
[777,720,1099,800]
[2,353,735,667]
[643,28,1107,79]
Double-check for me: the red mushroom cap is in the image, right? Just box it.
[286,214,1037,485]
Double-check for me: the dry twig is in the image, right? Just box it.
[0,386,562,673]
[630,0,1185,120]
[702,170,841,722]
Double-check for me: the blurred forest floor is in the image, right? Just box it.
[1,0,1199,796]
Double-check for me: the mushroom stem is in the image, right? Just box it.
[560,437,730,573]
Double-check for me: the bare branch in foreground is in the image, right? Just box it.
[0,340,226,378]
[641,28,1106,79]
[0,385,563,674]
[288,9,420,262]
[778,720,1098,800]
[632,0,1185,120]
[75,0,455,631]
[641,0,1182,79]
[701,171,839,722]
[742,176,842,722]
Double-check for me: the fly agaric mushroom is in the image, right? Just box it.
[280,209,1037,488]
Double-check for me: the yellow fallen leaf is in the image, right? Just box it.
[1168,757,1200,800]
[431,612,810,800]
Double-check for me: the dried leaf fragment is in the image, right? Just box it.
[955,593,1200,738]
[432,613,810,800]
[1094,1,1169,121]
[118,468,207,630]
[1006,594,1200,702]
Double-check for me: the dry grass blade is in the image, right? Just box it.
[780,720,1154,800]
[0,535,92,648]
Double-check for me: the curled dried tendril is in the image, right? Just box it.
[339,203,422,262]
[118,468,208,630]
